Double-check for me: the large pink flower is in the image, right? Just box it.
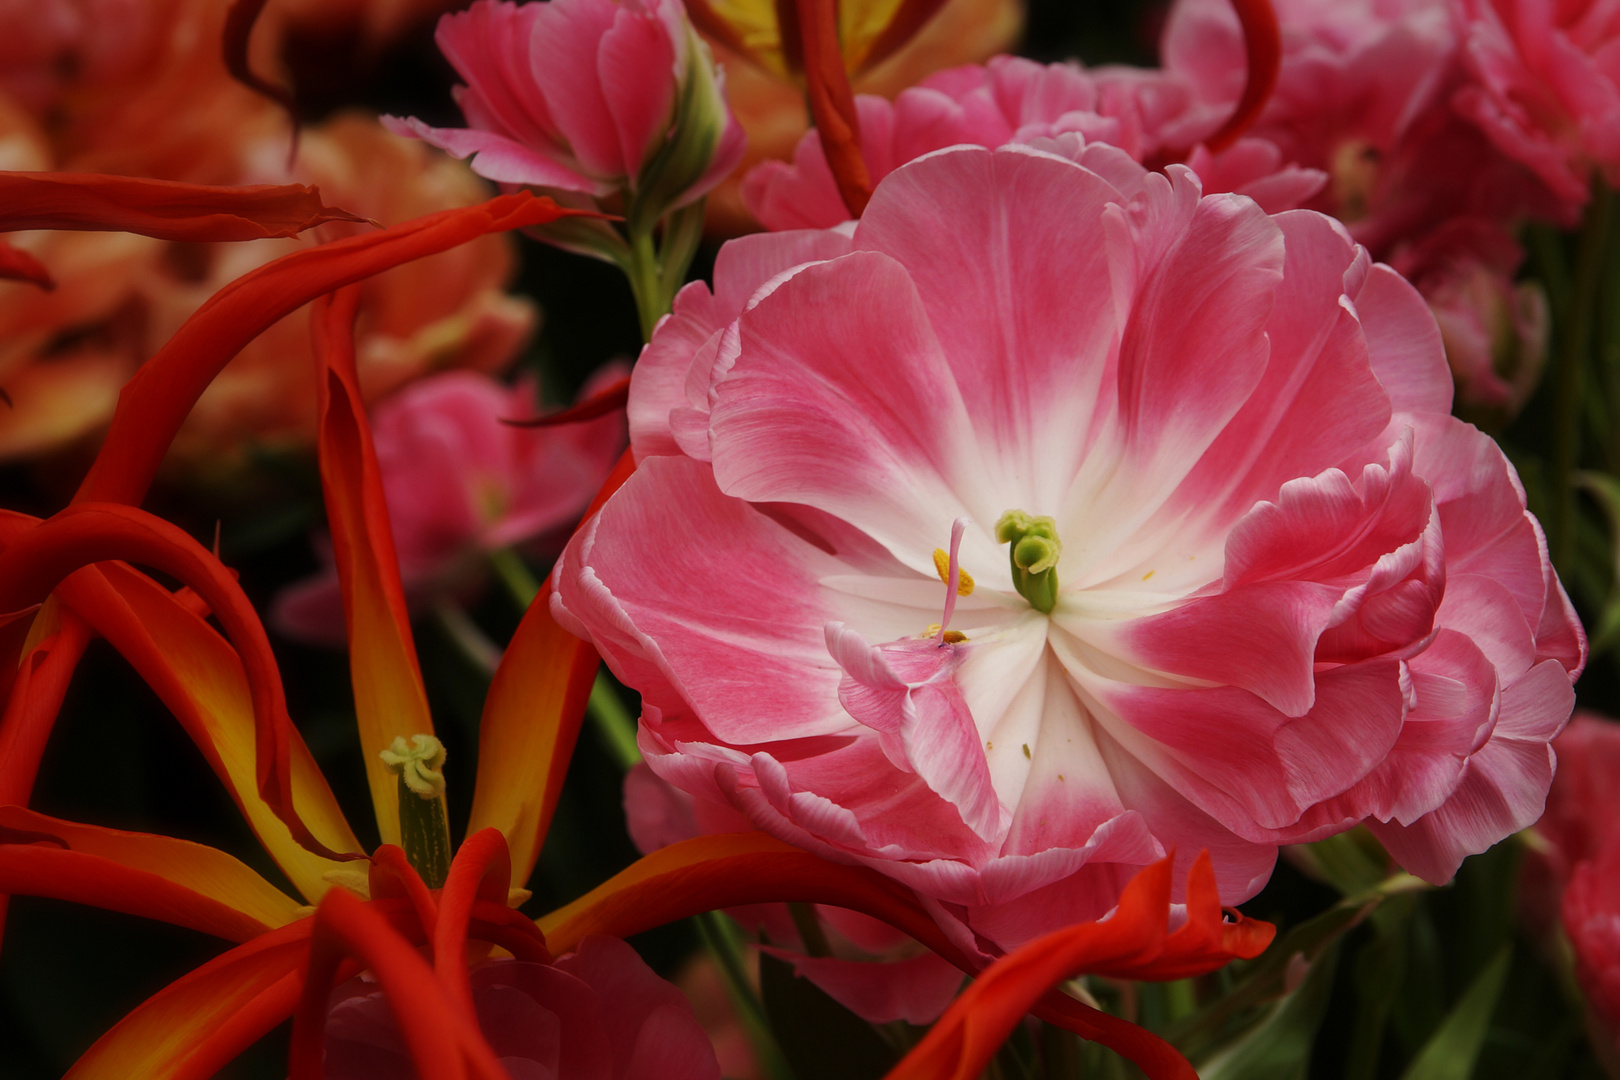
[384,0,744,213]
[323,937,721,1080]
[555,145,1584,949]
[742,55,1327,231]
[1452,0,1620,204]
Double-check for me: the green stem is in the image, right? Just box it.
[693,911,798,1080]
[489,546,540,608]
[433,601,501,676]
[488,548,640,771]
[626,227,665,343]
[787,902,832,958]
[1552,183,1613,572]
[589,671,642,770]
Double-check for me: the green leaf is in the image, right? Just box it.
[1168,871,1428,1060]
[1195,942,1341,1080]
[1396,946,1511,1080]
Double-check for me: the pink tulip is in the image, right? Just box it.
[1452,0,1620,204]
[275,367,625,646]
[555,144,1584,949]
[384,0,744,219]
[1161,0,1578,256]
[1388,218,1548,427]
[742,55,1327,231]
[1520,713,1620,936]
[323,937,722,1080]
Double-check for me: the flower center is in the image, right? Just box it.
[380,734,452,887]
[995,510,1062,614]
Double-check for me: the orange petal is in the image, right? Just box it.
[65,920,313,1080]
[0,806,302,940]
[536,831,968,967]
[75,191,581,508]
[466,450,633,880]
[0,171,363,239]
[58,559,363,899]
[884,855,1273,1080]
[0,503,359,863]
[311,288,436,845]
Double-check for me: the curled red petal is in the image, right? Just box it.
[537,831,972,970]
[368,844,440,935]
[436,829,525,1020]
[0,172,363,239]
[1203,0,1281,153]
[0,240,54,290]
[312,288,437,845]
[288,887,511,1080]
[884,854,1273,1080]
[796,0,871,217]
[76,192,582,509]
[0,607,91,808]
[0,503,357,863]
[501,376,630,428]
[223,0,299,148]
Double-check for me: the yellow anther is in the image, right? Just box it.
[933,548,974,595]
[380,734,447,800]
[942,630,967,644]
[1142,570,1155,581]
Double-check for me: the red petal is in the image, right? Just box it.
[1203,0,1281,153]
[0,503,357,863]
[796,0,872,216]
[501,375,631,428]
[0,172,363,239]
[0,240,54,290]
[76,192,581,508]
[311,289,438,846]
[288,887,511,1080]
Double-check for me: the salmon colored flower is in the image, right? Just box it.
[273,364,627,644]
[0,186,1264,1080]
[555,143,1585,951]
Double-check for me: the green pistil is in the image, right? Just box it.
[996,510,1062,614]
[380,734,452,888]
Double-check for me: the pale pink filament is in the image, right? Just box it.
[936,516,969,646]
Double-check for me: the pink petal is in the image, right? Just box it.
[760,950,963,1025]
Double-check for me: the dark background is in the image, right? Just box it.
[0,1,1610,1077]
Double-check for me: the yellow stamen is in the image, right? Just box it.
[942,630,967,644]
[933,548,974,595]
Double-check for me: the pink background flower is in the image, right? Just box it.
[276,366,625,645]
[324,938,721,1080]
[1453,0,1620,204]
[556,144,1584,950]
[384,0,744,207]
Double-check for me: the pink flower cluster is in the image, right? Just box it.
[743,0,1606,424]
[557,143,1585,950]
